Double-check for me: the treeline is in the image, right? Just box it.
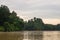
[0,5,60,32]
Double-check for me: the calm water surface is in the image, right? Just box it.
[0,31,60,40]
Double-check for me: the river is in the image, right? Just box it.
[0,31,60,40]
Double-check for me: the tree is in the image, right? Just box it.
[0,5,60,31]
[33,17,44,30]
[56,24,60,30]
[0,5,24,31]
[24,17,44,30]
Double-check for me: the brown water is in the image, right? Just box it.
[0,32,24,40]
[43,31,60,40]
[0,31,60,40]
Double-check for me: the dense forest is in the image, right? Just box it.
[0,5,60,32]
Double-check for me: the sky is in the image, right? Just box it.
[0,0,60,25]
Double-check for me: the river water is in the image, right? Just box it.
[0,31,60,40]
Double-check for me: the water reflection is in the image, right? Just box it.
[0,31,60,40]
[23,31,43,40]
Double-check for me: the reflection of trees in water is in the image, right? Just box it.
[0,31,60,40]
[0,32,24,40]
[23,31,43,40]
[0,31,43,40]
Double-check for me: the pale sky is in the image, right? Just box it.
[0,0,60,25]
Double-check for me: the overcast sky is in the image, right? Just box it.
[0,0,60,24]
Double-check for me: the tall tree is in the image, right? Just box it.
[0,5,24,31]
[0,5,11,26]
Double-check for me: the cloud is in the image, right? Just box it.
[42,19,60,25]
[0,0,60,24]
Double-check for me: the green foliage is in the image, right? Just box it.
[0,5,60,31]
[0,26,4,31]
[0,5,24,32]
[0,5,10,26]
[24,17,44,30]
